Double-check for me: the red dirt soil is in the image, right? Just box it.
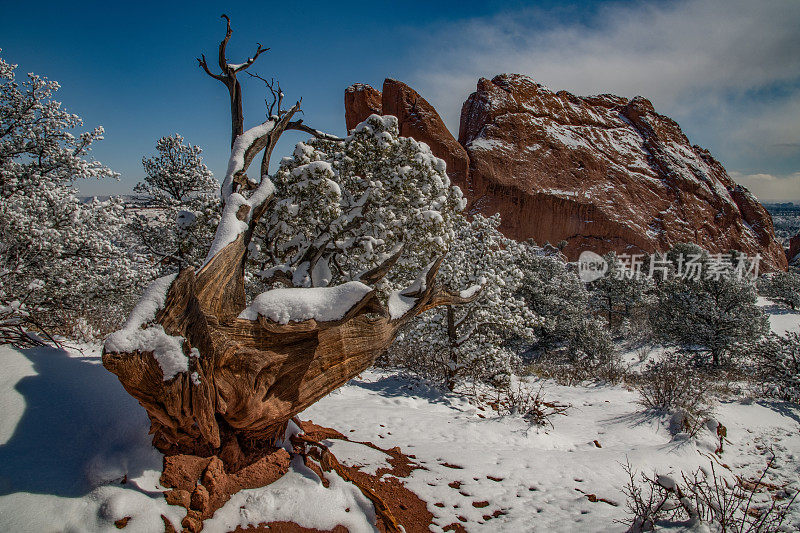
[157,419,434,533]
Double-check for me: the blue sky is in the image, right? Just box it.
[2,0,799,200]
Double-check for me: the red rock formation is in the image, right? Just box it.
[381,79,470,191]
[344,84,382,132]
[160,419,433,533]
[459,74,787,271]
[787,234,800,265]
[344,80,470,190]
[344,75,786,271]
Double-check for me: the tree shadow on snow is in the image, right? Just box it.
[601,409,672,435]
[752,399,800,426]
[348,373,453,406]
[0,346,160,498]
[761,302,800,317]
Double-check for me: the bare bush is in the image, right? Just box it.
[635,354,714,436]
[376,337,451,384]
[526,351,625,386]
[0,307,43,347]
[477,381,569,428]
[622,459,798,532]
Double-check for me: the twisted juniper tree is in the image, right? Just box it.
[102,16,477,464]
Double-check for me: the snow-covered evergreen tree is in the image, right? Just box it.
[518,250,613,368]
[253,114,465,292]
[650,244,768,366]
[756,332,800,402]
[0,50,146,335]
[393,214,540,390]
[130,134,220,272]
[758,269,800,310]
[587,252,652,333]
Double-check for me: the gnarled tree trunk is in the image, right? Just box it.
[102,236,469,465]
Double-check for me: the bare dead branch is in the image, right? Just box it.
[233,43,268,73]
[217,14,233,72]
[287,120,345,141]
[198,14,270,146]
[247,72,282,117]
[197,54,225,82]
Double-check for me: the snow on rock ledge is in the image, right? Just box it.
[239,281,373,324]
[104,274,189,381]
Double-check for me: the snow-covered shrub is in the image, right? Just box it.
[759,269,800,310]
[253,114,465,293]
[0,51,149,335]
[519,250,615,368]
[650,244,768,367]
[129,134,220,272]
[587,252,653,334]
[635,353,714,436]
[388,214,540,390]
[622,460,797,533]
[755,332,800,403]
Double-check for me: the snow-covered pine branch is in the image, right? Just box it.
[393,214,540,390]
[129,134,220,272]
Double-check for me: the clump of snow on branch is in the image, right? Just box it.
[220,120,276,200]
[104,274,189,380]
[204,192,251,263]
[202,120,278,266]
[387,261,436,320]
[239,281,372,324]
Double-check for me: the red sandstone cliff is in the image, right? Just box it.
[345,83,382,132]
[344,75,787,271]
[344,80,470,190]
[788,234,800,265]
[458,74,786,271]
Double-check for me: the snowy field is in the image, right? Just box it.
[0,302,798,532]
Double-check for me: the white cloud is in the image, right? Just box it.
[730,171,800,202]
[403,0,800,200]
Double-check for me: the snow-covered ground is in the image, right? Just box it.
[759,296,800,336]
[296,371,800,532]
[0,343,184,532]
[0,301,798,532]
